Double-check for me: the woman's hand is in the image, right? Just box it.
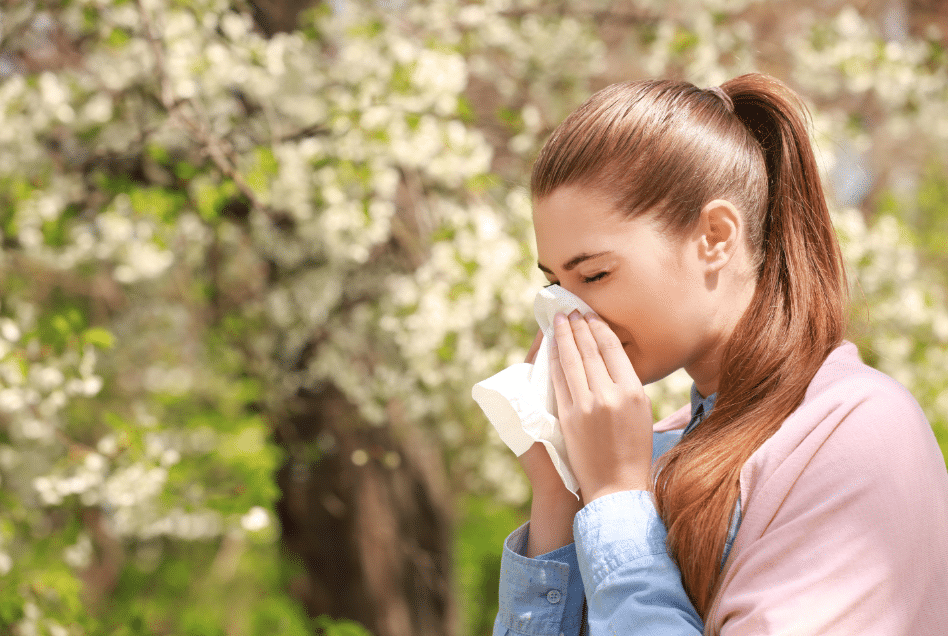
[550,310,654,503]
[524,328,544,366]
[518,329,582,556]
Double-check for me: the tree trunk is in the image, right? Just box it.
[275,385,456,636]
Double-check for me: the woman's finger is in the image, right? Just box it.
[525,328,544,364]
[568,310,615,389]
[584,313,641,388]
[552,311,589,399]
[548,328,572,412]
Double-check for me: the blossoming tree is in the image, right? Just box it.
[0,0,945,635]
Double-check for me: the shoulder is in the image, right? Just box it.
[795,341,938,476]
[714,343,948,634]
[747,341,932,477]
[739,341,948,537]
[738,341,947,529]
[802,340,923,418]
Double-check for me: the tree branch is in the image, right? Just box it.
[134,0,287,225]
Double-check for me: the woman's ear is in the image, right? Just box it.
[697,199,742,273]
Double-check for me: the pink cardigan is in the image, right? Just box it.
[654,341,948,634]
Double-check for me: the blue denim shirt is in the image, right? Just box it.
[493,387,741,636]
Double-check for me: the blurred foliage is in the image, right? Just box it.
[455,495,525,636]
[0,0,945,635]
[886,164,948,273]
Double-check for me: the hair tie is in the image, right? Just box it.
[707,85,734,113]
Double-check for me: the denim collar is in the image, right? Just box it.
[684,384,717,435]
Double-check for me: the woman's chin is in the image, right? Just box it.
[629,354,680,387]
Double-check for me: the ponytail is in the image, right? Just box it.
[652,74,848,617]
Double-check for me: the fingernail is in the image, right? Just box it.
[568,310,582,322]
[553,312,567,326]
[584,312,598,322]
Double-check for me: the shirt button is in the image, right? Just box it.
[546,589,562,604]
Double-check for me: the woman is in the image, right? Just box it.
[493,74,948,635]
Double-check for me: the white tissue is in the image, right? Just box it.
[472,285,593,497]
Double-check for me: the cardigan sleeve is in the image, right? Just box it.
[708,372,948,635]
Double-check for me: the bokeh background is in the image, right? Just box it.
[1,0,946,634]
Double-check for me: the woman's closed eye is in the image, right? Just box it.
[582,271,610,284]
[544,271,609,288]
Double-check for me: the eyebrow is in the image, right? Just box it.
[537,251,612,274]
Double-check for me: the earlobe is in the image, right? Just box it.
[699,199,742,272]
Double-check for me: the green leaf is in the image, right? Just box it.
[194,179,238,222]
[83,327,115,349]
[312,616,374,636]
[81,6,99,30]
[0,588,24,625]
[97,174,135,196]
[437,332,458,362]
[457,96,476,123]
[146,144,171,166]
[36,302,88,353]
[174,161,200,180]
[347,18,385,39]
[249,595,314,635]
[466,173,496,194]
[107,28,132,47]
[129,187,186,223]
[41,203,81,247]
[391,63,415,93]
[672,27,699,54]
[496,106,523,132]
[220,426,266,459]
[245,147,278,197]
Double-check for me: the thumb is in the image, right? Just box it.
[525,329,544,364]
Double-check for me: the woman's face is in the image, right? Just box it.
[533,185,726,390]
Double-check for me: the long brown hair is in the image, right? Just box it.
[531,74,847,617]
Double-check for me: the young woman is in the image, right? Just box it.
[493,74,948,635]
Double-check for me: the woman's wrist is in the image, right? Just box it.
[525,487,583,557]
[516,443,582,556]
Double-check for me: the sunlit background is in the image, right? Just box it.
[0,0,946,634]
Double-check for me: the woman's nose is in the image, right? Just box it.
[557,286,600,323]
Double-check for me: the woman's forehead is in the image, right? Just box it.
[533,186,623,229]
[533,186,663,266]
[533,186,648,243]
